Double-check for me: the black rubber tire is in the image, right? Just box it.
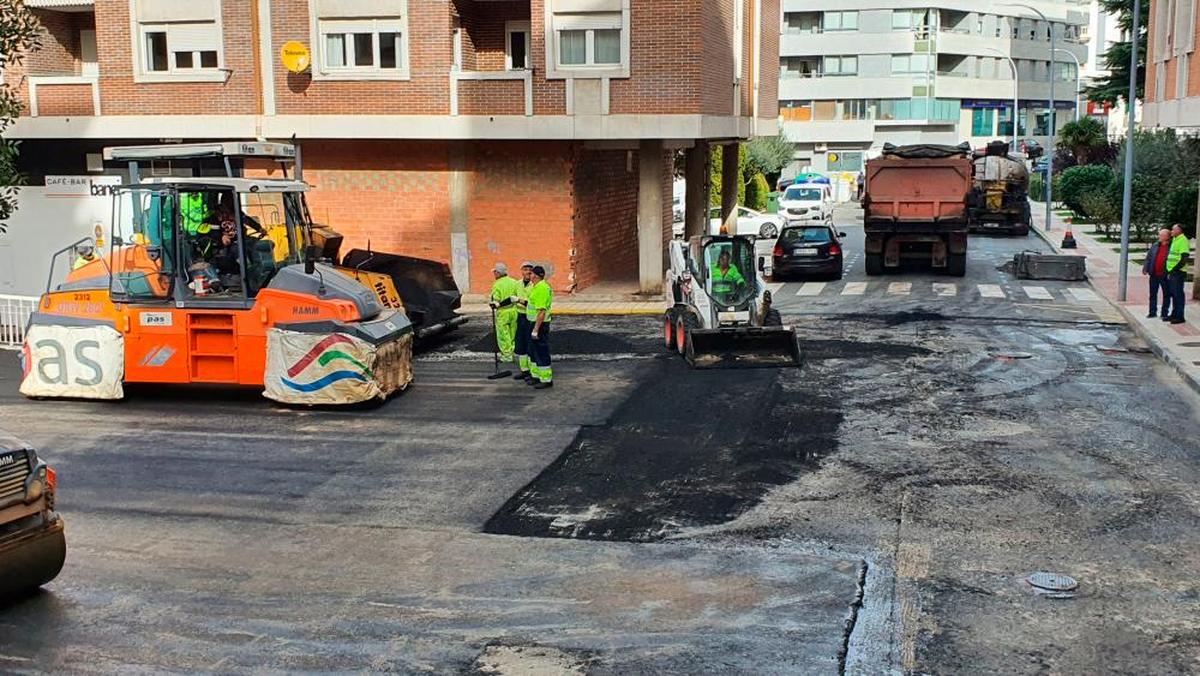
[675,314,688,357]
[865,253,884,276]
[763,308,783,327]
[662,311,676,351]
[947,252,967,277]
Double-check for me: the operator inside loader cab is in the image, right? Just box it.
[710,249,746,298]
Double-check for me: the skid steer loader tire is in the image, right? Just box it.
[676,313,698,359]
[764,308,783,327]
[663,310,677,351]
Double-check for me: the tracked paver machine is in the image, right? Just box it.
[19,142,464,405]
[663,235,801,369]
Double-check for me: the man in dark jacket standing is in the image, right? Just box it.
[1143,228,1173,320]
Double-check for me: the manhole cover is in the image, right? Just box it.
[1027,572,1078,592]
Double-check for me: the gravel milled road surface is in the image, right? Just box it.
[2,205,1200,673]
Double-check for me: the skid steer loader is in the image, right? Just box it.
[663,235,802,369]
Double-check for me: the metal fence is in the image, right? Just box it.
[0,294,37,349]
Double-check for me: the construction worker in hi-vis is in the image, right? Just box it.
[513,261,535,381]
[527,265,554,389]
[488,262,522,368]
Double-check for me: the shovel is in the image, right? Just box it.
[487,305,513,380]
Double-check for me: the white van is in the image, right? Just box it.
[778,183,833,226]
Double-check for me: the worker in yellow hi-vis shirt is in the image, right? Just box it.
[527,265,554,389]
[488,262,523,368]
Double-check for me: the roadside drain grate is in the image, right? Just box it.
[990,351,1034,360]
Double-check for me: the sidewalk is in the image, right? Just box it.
[1031,204,1200,394]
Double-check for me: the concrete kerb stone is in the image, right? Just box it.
[1029,214,1200,397]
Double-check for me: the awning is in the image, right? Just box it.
[23,0,94,9]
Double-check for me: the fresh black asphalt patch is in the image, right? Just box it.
[484,356,844,542]
[468,328,637,355]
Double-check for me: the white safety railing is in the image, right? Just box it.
[0,294,38,349]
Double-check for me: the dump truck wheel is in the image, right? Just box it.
[764,308,783,327]
[663,311,677,351]
[865,253,884,276]
[947,253,967,277]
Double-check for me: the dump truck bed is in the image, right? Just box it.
[864,155,973,227]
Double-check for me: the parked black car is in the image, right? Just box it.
[772,224,846,280]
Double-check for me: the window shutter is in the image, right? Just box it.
[554,12,621,31]
[137,0,219,23]
[315,0,405,19]
[1186,0,1197,53]
[168,23,220,53]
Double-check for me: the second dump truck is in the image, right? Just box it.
[862,143,973,277]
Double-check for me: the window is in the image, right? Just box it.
[556,24,623,68]
[311,1,409,80]
[547,6,628,76]
[972,108,996,136]
[891,54,930,74]
[893,9,930,31]
[824,55,857,76]
[506,21,530,70]
[823,11,858,31]
[132,0,222,79]
[780,100,813,122]
[319,19,405,74]
[139,23,220,74]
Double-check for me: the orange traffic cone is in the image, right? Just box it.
[1061,229,1077,249]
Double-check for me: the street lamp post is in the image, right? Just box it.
[1003,3,1056,231]
[1054,48,1082,121]
[1118,0,1142,302]
[985,47,1020,148]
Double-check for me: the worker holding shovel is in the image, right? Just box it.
[488,263,523,378]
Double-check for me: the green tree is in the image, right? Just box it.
[1080,190,1120,239]
[1058,165,1115,215]
[0,2,41,234]
[745,172,770,212]
[1084,0,1146,106]
[744,133,794,180]
[1057,117,1109,166]
[710,144,747,208]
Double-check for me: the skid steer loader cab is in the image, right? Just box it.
[665,235,802,369]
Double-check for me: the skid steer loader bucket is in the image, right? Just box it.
[341,249,467,339]
[687,326,802,369]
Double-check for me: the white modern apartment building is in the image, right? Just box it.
[779,1,1090,174]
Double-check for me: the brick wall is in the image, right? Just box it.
[757,0,779,120]
[92,0,259,115]
[469,141,574,292]
[572,148,639,289]
[609,0,698,115]
[700,0,736,116]
[660,148,674,275]
[35,84,95,116]
[458,79,525,115]
[27,9,84,75]
[457,0,529,71]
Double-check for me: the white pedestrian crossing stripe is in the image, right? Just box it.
[888,282,912,295]
[932,283,957,297]
[841,282,868,295]
[797,282,826,296]
[1023,285,1054,300]
[1068,287,1100,302]
[978,284,1006,299]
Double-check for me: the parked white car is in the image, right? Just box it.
[778,183,833,225]
[707,206,782,240]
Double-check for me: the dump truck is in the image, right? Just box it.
[0,431,65,600]
[21,175,414,406]
[862,143,973,277]
[967,140,1032,236]
[102,142,467,341]
[663,235,801,369]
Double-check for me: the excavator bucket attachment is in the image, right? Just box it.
[341,249,467,340]
[686,326,802,369]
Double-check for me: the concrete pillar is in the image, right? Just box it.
[721,142,740,235]
[449,143,470,292]
[637,140,665,295]
[684,142,710,239]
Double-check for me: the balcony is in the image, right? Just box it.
[27,76,100,117]
[449,70,533,117]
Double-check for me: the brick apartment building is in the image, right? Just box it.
[7,0,778,295]
[1144,0,1200,131]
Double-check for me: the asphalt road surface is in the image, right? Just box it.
[2,204,1200,673]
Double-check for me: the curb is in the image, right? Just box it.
[1029,221,1200,397]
